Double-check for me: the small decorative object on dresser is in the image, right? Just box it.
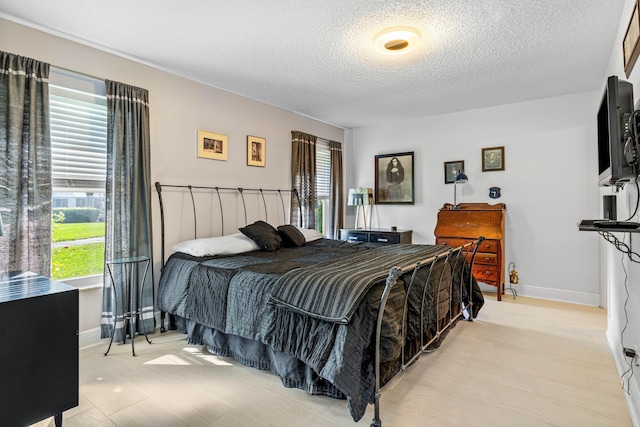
[340,228,412,244]
[434,202,506,300]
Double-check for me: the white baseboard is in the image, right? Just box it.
[606,329,640,426]
[79,311,162,350]
[79,327,108,349]
[478,283,600,306]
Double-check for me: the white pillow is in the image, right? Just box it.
[295,226,326,242]
[172,233,260,257]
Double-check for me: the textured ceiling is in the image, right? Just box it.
[0,1,626,129]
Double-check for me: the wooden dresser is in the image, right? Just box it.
[434,203,506,300]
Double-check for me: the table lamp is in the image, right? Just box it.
[452,170,468,209]
[347,187,373,229]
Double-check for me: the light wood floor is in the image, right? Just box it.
[31,294,632,427]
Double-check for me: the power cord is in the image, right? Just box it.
[624,177,640,222]
[598,230,637,394]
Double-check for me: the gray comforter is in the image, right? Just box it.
[157,238,483,421]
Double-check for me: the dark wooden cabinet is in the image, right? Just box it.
[0,271,79,427]
[434,203,506,300]
[340,228,412,244]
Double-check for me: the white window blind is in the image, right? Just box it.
[316,142,331,199]
[50,74,107,192]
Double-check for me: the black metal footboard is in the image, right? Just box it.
[370,237,484,427]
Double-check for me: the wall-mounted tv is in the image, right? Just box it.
[597,75,636,186]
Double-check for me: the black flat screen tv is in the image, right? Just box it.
[597,75,635,186]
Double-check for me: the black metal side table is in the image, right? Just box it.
[104,256,152,356]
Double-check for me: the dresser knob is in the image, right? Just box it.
[484,257,491,262]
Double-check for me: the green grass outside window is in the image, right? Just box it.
[52,222,105,280]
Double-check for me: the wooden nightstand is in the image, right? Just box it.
[434,203,506,300]
[340,228,412,244]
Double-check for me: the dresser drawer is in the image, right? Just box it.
[473,252,497,265]
[472,264,499,283]
[344,231,369,242]
[436,237,472,248]
[369,232,400,244]
[436,237,499,253]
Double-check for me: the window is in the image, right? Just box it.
[49,68,107,283]
[315,142,331,234]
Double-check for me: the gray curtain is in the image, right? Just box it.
[290,130,316,228]
[101,80,154,341]
[328,140,343,239]
[0,51,51,276]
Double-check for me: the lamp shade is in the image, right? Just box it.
[455,170,468,183]
[347,188,374,206]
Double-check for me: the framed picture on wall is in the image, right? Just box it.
[374,152,414,204]
[624,0,640,77]
[247,135,266,167]
[444,160,465,184]
[197,130,228,161]
[482,146,504,172]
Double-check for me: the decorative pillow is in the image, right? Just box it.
[277,224,306,247]
[295,226,326,242]
[172,233,260,257]
[239,220,283,252]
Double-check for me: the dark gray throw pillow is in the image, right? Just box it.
[277,224,306,247]
[239,220,283,252]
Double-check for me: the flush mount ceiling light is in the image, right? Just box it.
[374,27,421,54]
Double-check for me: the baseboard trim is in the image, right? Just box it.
[79,311,162,349]
[606,329,640,426]
[478,283,600,306]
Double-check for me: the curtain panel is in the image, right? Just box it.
[0,51,51,276]
[101,80,154,342]
[328,140,343,239]
[290,131,317,229]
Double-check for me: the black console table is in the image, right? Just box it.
[340,228,412,244]
[0,271,79,427]
[578,219,640,233]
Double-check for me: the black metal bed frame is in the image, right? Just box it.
[154,181,482,427]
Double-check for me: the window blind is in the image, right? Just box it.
[316,142,331,199]
[50,83,107,191]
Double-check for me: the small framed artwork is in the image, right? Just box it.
[624,0,640,77]
[197,130,228,161]
[247,135,266,167]
[482,146,504,172]
[444,160,465,184]
[374,151,414,204]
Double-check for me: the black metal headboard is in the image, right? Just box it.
[154,182,300,267]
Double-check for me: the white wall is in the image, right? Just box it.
[347,91,602,304]
[0,18,345,336]
[602,1,640,424]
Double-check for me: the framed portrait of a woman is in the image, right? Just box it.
[374,152,414,204]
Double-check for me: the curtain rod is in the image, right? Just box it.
[291,130,337,144]
[50,64,105,83]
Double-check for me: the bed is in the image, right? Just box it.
[154,182,484,426]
